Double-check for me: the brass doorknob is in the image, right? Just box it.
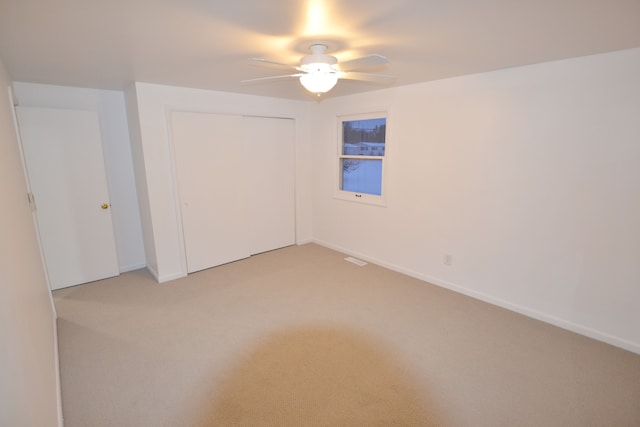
[101,203,109,210]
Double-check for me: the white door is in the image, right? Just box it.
[244,116,296,254]
[171,112,250,273]
[16,106,120,290]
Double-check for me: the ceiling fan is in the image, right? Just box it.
[243,43,395,96]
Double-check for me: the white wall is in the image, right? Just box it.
[0,62,61,426]
[311,48,640,353]
[12,82,146,272]
[126,82,313,282]
[124,86,158,277]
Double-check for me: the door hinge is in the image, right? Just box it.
[27,192,36,212]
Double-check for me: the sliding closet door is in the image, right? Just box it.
[244,116,296,254]
[171,112,250,273]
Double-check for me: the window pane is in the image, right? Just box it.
[342,118,386,156]
[341,159,382,195]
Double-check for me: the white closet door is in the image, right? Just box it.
[244,116,296,254]
[16,106,120,290]
[171,112,250,273]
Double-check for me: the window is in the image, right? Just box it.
[336,112,387,205]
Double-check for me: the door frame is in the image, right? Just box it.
[8,88,54,291]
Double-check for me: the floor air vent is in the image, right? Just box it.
[344,257,368,267]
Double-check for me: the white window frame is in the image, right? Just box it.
[334,111,388,207]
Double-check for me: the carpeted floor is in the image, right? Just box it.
[206,327,435,426]
[53,243,640,426]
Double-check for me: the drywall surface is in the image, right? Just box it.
[311,48,640,353]
[12,82,146,272]
[0,61,61,426]
[129,83,313,282]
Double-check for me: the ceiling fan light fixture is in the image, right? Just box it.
[246,42,392,96]
[299,66,339,95]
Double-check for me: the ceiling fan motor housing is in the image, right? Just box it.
[300,44,338,73]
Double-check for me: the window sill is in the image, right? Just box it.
[334,191,387,207]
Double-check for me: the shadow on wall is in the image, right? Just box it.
[199,326,444,426]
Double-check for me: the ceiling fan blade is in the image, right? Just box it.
[249,58,301,72]
[241,74,303,84]
[340,72,396,84]
[338,54,389,72]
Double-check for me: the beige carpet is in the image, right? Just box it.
[53,243,640,427]
[206,327,435,426]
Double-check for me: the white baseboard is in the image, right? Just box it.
[157,271,188,283]
[144,263,187,283]
[146,265,160,282]
[53,313,64,427]
[312,239,640,355]
[119,262,147,273]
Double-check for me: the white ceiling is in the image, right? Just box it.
[1,0,639,101]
